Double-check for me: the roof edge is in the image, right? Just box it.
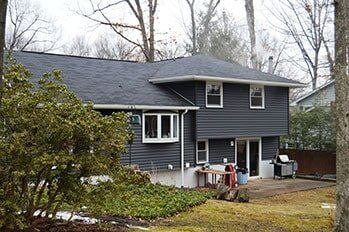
[149,75,307,88]
[290,79,335,105]
[92,103,200,110]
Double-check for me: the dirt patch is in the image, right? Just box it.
[28,217,127,232]
[245,178,335,199]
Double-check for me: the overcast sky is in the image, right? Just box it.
[34,0,277,49]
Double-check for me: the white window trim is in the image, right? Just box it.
[142,113,179,143]
[250,85,265,109]
[196,139,209,164]
[234,137,262,178]
[206,81,223,108]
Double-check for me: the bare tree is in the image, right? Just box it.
[185,0,197,54]
[334,0,349,230]
[203,11,249,65]
[63,35,91,57]
[93,34,138,60]
[78,0,158,62]
[6,0,59,52]
[196,0,220,53]
[0,0,8,84]
[270,0,334,90]
[244,0,257,69]
[184,0,220,55]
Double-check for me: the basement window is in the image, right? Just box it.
[196,140,209,164]
[206,82,223,108]
[143,113,179,143]
[250,85,265,109]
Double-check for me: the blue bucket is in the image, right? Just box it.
[237,171,249,185]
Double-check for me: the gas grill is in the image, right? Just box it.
[271,154,298,179]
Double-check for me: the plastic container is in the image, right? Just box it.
[237,169,249,185]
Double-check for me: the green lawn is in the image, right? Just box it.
[150,187,335,232]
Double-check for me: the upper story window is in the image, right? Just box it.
[250,85,265,109]
[143,113,179,143]
[206,82,223,108]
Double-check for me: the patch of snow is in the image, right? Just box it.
[321,203,336,209]
[34,211,99,224]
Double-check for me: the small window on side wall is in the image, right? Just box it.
[196,140,209,164]
[206,82,223,108]
[250,85,265,109]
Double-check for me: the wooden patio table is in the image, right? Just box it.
[196,168,233,188]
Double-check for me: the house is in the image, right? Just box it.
[291,79,335,111]
[13,51,305,187]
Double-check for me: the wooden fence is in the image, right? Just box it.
[279,149,336,175]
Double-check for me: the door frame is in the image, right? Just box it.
[234,137,262,178]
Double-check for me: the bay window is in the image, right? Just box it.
[143,113,179,143]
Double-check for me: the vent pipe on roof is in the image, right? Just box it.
[268,56,274,74]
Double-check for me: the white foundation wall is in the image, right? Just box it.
[150,162,274,188]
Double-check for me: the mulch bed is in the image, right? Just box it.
[27,217,127,232]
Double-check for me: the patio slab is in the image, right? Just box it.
[242,178,335,199]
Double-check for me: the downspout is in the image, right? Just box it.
[181,109,189,188]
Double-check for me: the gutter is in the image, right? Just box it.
[149,75,307,88]
[92,104,199,111]
[181,109,188,188]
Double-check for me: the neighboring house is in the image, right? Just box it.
[291,79,335,111]
[13,51,305,187]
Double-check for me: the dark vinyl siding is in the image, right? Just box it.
[165,82,196,104]
[195,82,289,139]
[262,136,279,160]
[208,139,235,164]
[98,109,196,171]
[184,111,196,166]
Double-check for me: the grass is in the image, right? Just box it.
[80,182,213,220]
[150,187,335,232]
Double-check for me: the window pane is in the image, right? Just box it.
[197,151,207,163]
[251,87,262,97]
[197,141,206,151]
[207,95,221,105]
[207,84,221,94]
[173,115,178,138]
[251,97,263,107]
[161,115,171,138]
[145,115,157,138]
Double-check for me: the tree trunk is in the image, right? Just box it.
[334,0,349,231]
[0,0,8,81]
[186,0,197,54]
[148,0,156,62]
[245,0,257,69]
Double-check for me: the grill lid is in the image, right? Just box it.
[278,154,289,163]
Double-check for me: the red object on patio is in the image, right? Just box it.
[225,164,237,188]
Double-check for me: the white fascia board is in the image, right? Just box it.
[149,75,307,88]
[92,104,200,110]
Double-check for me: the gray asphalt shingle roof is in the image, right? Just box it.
[12,51,302,107]
[151,55,300,84]
[13,51,192,107]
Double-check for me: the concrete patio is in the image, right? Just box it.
[243,178,335,199]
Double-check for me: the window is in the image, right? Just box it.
[196,140,209,164]
[206,82,223,108]
[143,113,179,143]
[250,85,265,109]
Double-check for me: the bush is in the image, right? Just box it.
[83,181,212,220]
[0,56,132,230]
[281,107,335,151]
